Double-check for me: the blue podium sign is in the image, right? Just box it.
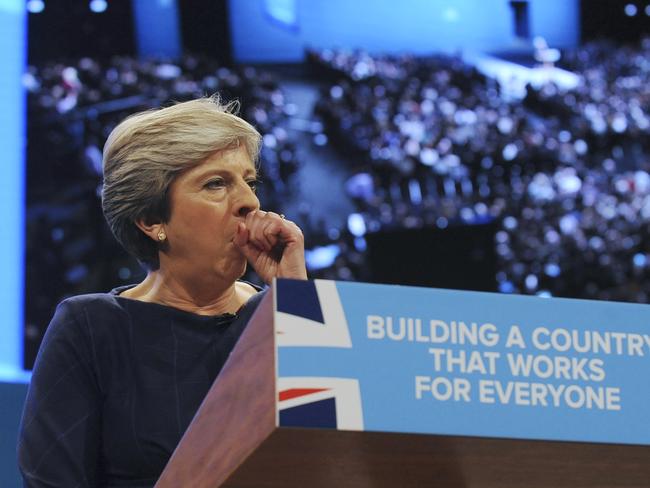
[274,279,650,445]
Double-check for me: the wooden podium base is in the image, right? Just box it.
[223,427,648,487]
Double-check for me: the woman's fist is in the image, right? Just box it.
[233,210,307,284]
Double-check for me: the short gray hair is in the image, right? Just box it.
[102,95,262,270]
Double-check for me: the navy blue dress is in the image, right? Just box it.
[18,285,265,488]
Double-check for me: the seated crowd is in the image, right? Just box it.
[310,38,650,302]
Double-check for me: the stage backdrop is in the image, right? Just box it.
[230,0,580,63]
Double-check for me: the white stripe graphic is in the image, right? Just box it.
[276,280,352,347]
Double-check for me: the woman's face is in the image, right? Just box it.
[160,144,260,282]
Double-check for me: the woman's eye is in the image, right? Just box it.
[204,179,225,189]
[247,179,259,192]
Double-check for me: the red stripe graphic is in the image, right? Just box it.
[279,388,330,402]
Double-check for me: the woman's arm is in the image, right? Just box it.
[18,300,102,487]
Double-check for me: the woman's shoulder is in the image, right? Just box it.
[46,291,131,340]
[35,293,129,379]
[58,291,128,317]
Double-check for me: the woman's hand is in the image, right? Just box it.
[233,210,307,284]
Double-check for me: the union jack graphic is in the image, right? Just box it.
[274,280,364,430]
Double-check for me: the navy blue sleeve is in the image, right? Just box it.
[18,300,102,487]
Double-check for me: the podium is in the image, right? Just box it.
[156,280,650,487]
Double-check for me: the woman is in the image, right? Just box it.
[18,96,307,487]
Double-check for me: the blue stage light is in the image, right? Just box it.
[26,0,44,13]
[633,253,647,268]
[347,213,366,237]
[442,7,459,22]
[624,3,638,16]
[305,244,341,271]
[90,0,107,13]
[499,281,515,293]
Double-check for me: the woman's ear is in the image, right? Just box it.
[135,219,167,243]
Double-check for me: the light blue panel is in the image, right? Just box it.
[0,0,26,377]
[132,0,181,59]
[278,280,650,445]
[0,381,29,488]
[298,0,513,56]
[229,0,579,63]
[230,0,303,62]
[530,0,580,47]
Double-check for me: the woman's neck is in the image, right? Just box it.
[121,270,253,316]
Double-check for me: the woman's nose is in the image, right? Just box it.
[234,181,260,217]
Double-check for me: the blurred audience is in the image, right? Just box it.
[310,39,650,302]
